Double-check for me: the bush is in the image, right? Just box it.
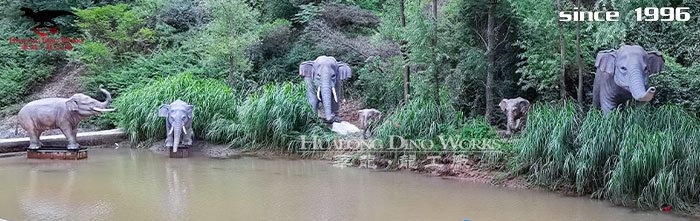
[83,47,225,97]
[375,91,463,150]
[355,57,404,111]
[649,57,700,117]
[515,102,700,213]
[209,82,332,152]
[75,4,154,56]
[111,73,239,142]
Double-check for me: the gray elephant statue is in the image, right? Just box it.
[299,56,352,122]
[158,99,193,152]
[17,86,115,149]
[357,109,381,137]
[593,45,665,114]
[499,97,530,135]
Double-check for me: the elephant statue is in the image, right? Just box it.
[17,86,115,149]
[299,56,352,122]
[499,97,530,135]
[357,109,381,137]
[158,99,193,152]
[593,45,665,114]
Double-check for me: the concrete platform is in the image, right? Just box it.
[27,146,88,160]
[169,145,191,158]
[0,129,126,153]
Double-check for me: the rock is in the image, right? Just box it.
[331,121,362,135]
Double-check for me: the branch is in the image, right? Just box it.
[472,28,488,49]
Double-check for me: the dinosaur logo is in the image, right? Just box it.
[20,7,76,29]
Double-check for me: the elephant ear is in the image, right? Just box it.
[185,105,194,117]
[595,49,616,74]
[646,51,665,74]
[518,99,531,113]
[66,95,79,112]
[158,104,170,117]
[337,62,352,81]
[299,61,314,77]
[499,99,508,111]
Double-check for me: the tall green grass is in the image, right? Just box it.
[515,102,700,213]
[208,82,332,152]
[114,75,332,152]
[111,73,239,142]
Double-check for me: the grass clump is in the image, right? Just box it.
[211,82,333,152]
[515,102,700,213]
[111,73,238,142]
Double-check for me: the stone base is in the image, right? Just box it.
[168,145,190,158]
[27,146,87,160]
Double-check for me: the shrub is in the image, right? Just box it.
[649,57,700,117]
[209,82,332,152]
[375,90,463,152]
[83,47,225,96]
[75,4,154,56]
[111,73,239,142]
[355,57,404,111]
[515,102,700,213]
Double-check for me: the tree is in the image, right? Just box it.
[400,0,410,102]
[431,0,440,106]
[194,0,260,87]
[575,0,583,104]
[556,0,566,100]
[485,0,495,124]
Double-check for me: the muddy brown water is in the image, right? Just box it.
[0,149,690,220]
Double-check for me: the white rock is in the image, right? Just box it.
[331,121,362,135]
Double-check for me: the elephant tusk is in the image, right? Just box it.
[317,87,321,101]
[168,127,174,135]
[332,87,338,103]
[92,107,115,112]
[182,126,187,135]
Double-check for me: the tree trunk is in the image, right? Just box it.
[228,52,235,88]
[576,0,583,104]
[557,0,567,100]
[400,0,410,102]
[485,0,495,125]
[432,0,440,106]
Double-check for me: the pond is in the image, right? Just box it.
[0,149,689,220]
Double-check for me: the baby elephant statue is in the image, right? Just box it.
[17,86,115,149]
[357,109,381,138]
[593,45,665,114]
[299,56,352,122]
[499,97,531,135]
[158,99,193,153]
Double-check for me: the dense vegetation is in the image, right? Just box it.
[515,103,700,213]
[1,0,699,214]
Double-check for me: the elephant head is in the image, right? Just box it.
[299,56,352,122]
[66,85,115,117]
[596,45,665,102]
[158,99,193,153]
[499,97,530,135]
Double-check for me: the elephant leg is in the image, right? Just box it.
[331,97,340,122]
[27,129,42,149]
[165,122,173,147]
[60,126,79,149]
[182,126,193,146]
[304,77,318,114]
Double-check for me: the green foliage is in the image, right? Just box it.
[292,3,321,24]
[83,47,225,97]
[649,57,700,117]
[375,90,463,148]
[355,57,404,112]
[214,82,332,151]
[515,102,700,213]
[112,73,239,142]
[75,4,153,57]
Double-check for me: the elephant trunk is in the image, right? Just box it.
[629,72,655,102]
[321,85,333,121]
[172,123,183,153]
[99,85,113,108]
